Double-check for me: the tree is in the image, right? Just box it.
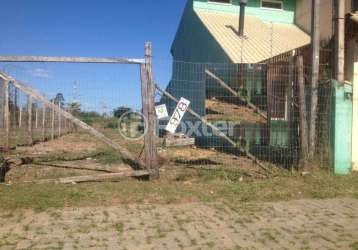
[68,102,81,115]
[53,93,65,107]
[113,106,132,118]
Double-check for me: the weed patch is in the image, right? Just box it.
[351,241,358,250]
[115,222,124,235]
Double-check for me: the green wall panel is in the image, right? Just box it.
[269,120,289,148]
[331,81,352,175]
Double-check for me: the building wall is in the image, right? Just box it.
[0,79,4,130]
[169,0,294,119]
[194,0,296,23]
[347,38,358,171]
[167,0,233,121]
[171,0,232,63]
[295,0,352,41]
[353,44,358,171]
[330,81,353,174]
[168,1,284,139]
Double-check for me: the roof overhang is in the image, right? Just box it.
[195,10,311,63]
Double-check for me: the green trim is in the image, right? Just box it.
[194,0,295,24]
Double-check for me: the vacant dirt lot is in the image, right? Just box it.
[0,199,357,250]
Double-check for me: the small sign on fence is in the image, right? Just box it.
[165,97,190,134]
[155,104,169,119]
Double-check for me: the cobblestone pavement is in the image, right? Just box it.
[0,198,357,250]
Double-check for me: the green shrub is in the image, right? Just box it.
[105,120,118,129]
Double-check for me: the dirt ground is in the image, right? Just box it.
[13,133,102,156]
[3,130,270,184]
[205,99,265,123]
[0,199,357,250]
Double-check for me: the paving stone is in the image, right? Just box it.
[0,198,357,249]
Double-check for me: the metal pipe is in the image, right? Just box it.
[239,0,247,36]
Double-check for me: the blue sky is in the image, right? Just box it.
[0,0,186,112]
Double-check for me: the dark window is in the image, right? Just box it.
[261,0,283,9]
[208,0,231,3]
[353,0,358,12]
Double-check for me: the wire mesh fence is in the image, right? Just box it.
[156,47,334,174]
[0,58,154,183]
[0,79,5,149]
[0,40,176,184]
[0,74,77,150]
[0,61,144,150]
[0,45,337,183]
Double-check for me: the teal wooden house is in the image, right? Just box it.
[162,0,313,164]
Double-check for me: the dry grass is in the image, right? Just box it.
[14,133,102,156]
[1,127,358,212]
[0,169,357,211]
[205,99,265,123]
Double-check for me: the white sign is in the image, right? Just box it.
[155,104,169,119]
[165,97,191,134]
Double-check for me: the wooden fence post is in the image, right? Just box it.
[42,104,46,141]
[35,108,38,129]
[140,62,150,168]
[309,0,320,158]
[287,54,294,167]
[27,95,33,145]
[51,100,55,140]
[297,56,309,166]
[65,118,68,134]
[58,102,61,137]
[19,105,22,128]
[141,42,159,178]
[3,80,10,149]
[14,88,18,127]
[4,74,150,170]
[140,64,150,164]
